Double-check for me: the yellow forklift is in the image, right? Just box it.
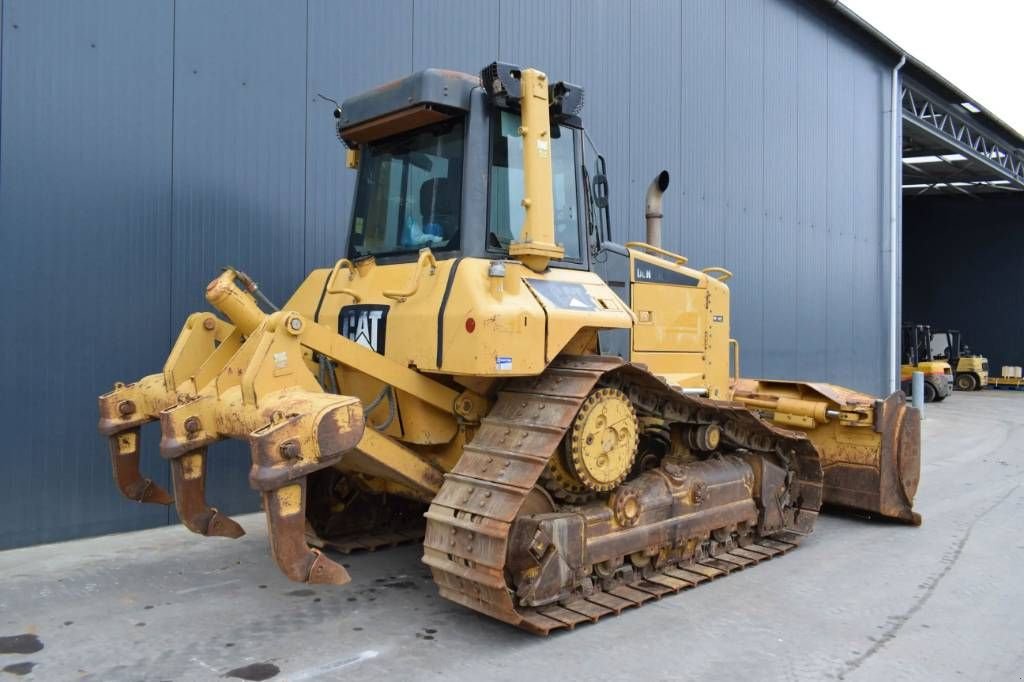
[902,323,953,402]
[931,329,988,391]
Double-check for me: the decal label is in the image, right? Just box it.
[339,304,389,355]
[632,260,701,287]
[525,279,597,311]
[496,356,513,371]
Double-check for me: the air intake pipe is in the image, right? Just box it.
[645,171,670,248]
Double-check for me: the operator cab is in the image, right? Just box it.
[335,66,607,270]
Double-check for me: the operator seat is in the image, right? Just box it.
[419,177,458,240]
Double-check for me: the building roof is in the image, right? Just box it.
[823,1,1024,196]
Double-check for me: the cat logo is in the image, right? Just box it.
[339,304,389,355]
[636,266,653,281]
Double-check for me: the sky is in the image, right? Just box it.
[841,0,1024,136]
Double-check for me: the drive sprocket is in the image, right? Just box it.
[567,387,638,492]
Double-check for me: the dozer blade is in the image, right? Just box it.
[733,380,921,525]
[820,391,921,525]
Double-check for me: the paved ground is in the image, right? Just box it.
[2,391,1023,681]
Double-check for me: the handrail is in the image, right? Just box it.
[702,266,733,282]
[382,248,438,302]
[325,258,361,302]
[730,338,740,384]
[623,241,688,265]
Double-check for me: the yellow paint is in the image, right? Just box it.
[570,390,637,490]
[733,379,884,469]
[345,148,360,169]
[955,356,988,386]
[180,453,204,480]
[275,484,303,516]
[506,68,564,271]
[622,248,731,398]
[99,64,914,580]
[899,360,952,382]
[117,432,136,454]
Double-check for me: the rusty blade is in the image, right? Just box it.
[169,448,245,538]
[107,428,172,505]
[263,477,351,585]
[820,392,922,524]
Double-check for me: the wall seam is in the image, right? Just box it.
[760,0,766,378]
[302,0,309,273]
[0,0,5,197]
[166,0,178,527]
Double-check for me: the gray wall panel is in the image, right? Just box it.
[628,0,683,256]
[0,0,894,548]
[413,0,494,72]
[795,7,830,383]
[569,0,631,238]
[723,0,765,377]
[0,0,174,548]
[825,34,855,390]
[497,0,571,79]
[677,1,727,270]
[761,0,801,380]
[305,0,414,269]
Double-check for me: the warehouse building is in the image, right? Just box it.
[1,0,1021,549]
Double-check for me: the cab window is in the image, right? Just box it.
[488,110,581,261]
[349,120,463,260]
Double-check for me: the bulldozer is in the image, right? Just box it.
[97,64,921,634]
[931,329,988,391]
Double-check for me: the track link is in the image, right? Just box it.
[423,355,822,634]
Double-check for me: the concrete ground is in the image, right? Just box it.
[2,391,1023,681]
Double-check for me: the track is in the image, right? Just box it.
[422,355,822,634]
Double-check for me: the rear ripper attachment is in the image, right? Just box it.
[98,269,366,585]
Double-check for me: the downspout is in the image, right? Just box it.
[889,55,906,393]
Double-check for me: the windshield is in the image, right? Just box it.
[488,110,581,260]
[349,120,464,259]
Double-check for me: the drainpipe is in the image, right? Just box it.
[889,55,906,393]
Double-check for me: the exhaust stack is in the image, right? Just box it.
[645,170,670,248]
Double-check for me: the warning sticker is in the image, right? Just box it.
[525,279,597,312]
[496,356,513,371]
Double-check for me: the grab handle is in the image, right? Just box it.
[383,248,438,302]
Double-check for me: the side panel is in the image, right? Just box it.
[625,250,732,399]
[631,284,706,353]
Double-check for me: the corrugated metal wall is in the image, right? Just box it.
[0,0,895,548]
[903,195,1024,373]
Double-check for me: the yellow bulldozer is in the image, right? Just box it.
[98,64,920,634]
